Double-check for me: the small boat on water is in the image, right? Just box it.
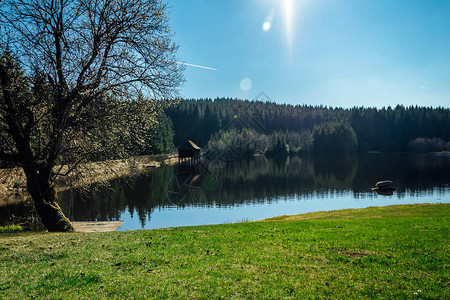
[374,180,396,190]
[372,180,396,196]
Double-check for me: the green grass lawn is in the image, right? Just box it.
[0,204,448,299]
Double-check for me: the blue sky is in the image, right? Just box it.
[169,0,450,108]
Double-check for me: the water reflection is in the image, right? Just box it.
[2,153,449,229]
[56,154,450,228]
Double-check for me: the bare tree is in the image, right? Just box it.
[0,0,183,231]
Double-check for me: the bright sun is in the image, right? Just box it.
[263,0,296,53]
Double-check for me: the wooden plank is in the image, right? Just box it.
[72,221,125,232]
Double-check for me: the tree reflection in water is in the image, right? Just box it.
[56,154,450,226]
[2,153,449,228]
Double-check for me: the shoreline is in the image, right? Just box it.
[0,153,178,207]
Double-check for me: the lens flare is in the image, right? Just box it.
[240,78,252,91]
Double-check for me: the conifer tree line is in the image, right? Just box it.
[3,86,449,169]
[166,98,450,155]
[2,69,449,163]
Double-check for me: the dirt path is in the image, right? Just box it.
[72,221,125,232]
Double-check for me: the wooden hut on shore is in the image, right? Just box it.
[178,140,201,170]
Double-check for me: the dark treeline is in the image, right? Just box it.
[3,96,448,169]
[166,98,450,154]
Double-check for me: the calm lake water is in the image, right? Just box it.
[52,153,450,230]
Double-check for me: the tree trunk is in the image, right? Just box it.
[33,184,74,232]
[24,166,74,232]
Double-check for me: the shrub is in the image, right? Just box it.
[407,137,445,153]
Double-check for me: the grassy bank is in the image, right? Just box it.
[0,204,448,299]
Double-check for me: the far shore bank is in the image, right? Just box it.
[0,153,178,207]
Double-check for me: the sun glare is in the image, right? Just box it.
[282,0,294,54]
[263,21,271,31]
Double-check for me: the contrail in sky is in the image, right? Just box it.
[176,61,218,71]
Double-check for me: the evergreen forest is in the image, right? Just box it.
[69,97,450,159]
[165,98,450,156]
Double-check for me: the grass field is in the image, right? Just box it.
[0,204,448,299]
